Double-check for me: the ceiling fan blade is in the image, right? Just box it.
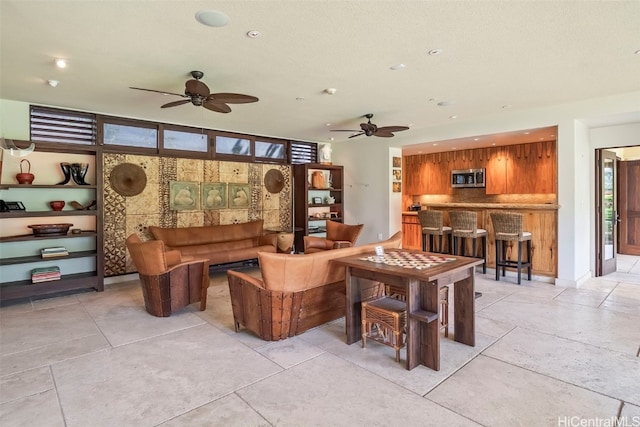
[348,132,365,139]
[203,101,232,113]
[377,126,409,133]
[210,93,259,104]
[130,87,186,97]
[161,99,191,108]
[185,79,210,97]
[373,131,395,138]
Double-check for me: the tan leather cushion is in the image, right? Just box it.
[149,220,264,247]
[259,231,402,293]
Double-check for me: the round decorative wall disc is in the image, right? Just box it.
[264,169,284,193]
[109,163,147,197]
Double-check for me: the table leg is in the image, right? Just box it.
[345,267,362,345]
[454,268,475,346]
[406,279,440,371]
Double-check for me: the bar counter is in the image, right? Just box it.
[402,203,558,279]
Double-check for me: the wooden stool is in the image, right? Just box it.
[449,211,487,274]
[361,284,449,362]
[418,210,452,254]
[490,212,532,284]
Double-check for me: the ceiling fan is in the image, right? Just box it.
[331,114,409,138]
[130,71,258,114]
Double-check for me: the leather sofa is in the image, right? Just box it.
[227,231,402,341]
[149,220,278,266]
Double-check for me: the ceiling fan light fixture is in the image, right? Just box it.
[47,79,59,87]
[55,58,67,68]
[246,30,262,38]
[390,63,406,70]
[195,10,230,27]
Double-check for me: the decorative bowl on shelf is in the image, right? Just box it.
[28,223,74,237]
[49,200,65,211]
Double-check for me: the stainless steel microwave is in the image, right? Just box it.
[451,168,486,188]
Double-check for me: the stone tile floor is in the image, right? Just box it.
[1,255,639,426]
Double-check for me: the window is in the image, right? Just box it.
[290,141,318,164]
[30,106,96,145]
[103,122,157,149]
[164,129,208,152]
[215,136,251,156]
[256,140,285,159]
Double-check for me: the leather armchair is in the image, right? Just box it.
[125,234,210,317]
[303,220,364,253]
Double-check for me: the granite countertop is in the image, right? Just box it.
[403,202,560,214]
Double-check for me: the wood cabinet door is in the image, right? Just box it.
[485,147,507,194]
[402,215,422,250]
[506,141,556,194]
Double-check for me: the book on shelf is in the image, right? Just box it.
[41,247,69,258]
[31,266,61,275]
[32,275,62,284]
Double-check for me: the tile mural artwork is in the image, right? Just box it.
[201,182,227,209]
[228,183,251,208]
[170,181,200,210]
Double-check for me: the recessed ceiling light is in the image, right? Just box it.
[195,10,230,27]
[329,137,335,141]
[390,63,406,70]
[432,143,438,146]
[47,79,59,87]
[325,123,332,127]
[635,49,640,55]
[492,143,496,146]
[502,104,512,109]
[473,138,480,141]
[449,115,457,119]
[523,132,530,135]
[296,97,305,101]
[428,49,443,56]
[55,59,67,68]
[246,30,262,38]
[437,100,454,106]
[324,88,337,95]
[428,98,438,102]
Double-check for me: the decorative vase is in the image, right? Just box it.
[49,200,65,211]
[70,163,90,185]
[57,162,71,185]
[16,159,34,184]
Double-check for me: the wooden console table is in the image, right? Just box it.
[333,250,483,371]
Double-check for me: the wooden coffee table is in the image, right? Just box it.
[333,249,483,371]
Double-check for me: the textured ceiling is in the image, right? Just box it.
[1,1,639,154]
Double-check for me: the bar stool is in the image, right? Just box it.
[361,284,449,363]
[490,212,532,284]
[417,210,452,254]
[449,211,487,274]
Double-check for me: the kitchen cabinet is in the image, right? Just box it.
[293,163,344,252]
[0,142,104,302]
[506,141,556,194]
[401,213,422,250]
[485,146,508,194]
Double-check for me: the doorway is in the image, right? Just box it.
[595,149,618,276]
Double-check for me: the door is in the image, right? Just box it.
[618,160,640,255]
[596,150,618,276]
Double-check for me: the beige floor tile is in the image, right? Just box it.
[483,327,640,405]
[477,294,639,355]
[256,336,325,369]
[599,282,640,316]
[578,277,619,292]
[427,355,619,427]
[52,324,282,427]
[77,280,146,319]
[0,304,102,356]
[159,393,270,426]
[94,307,206,347]
[0,366,53,404]
[474,316,516,338]
[554,287,610,307]
[0,388,65,427]
[620,402,640,420]
[1,334,109,377]
[238,352,482,426]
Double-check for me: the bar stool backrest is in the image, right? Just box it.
[418,210,446,235]
[449,211,480,238]
[490,212,527,242]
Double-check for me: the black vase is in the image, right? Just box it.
[57,162,71,185]
[70,163,90,185]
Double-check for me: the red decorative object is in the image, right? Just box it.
[28,223,74,237]
[16,159,35,184]
[49,200,65,211]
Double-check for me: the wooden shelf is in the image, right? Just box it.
[0,250,97,266]
[0,210,97,218]
[0,184,97,190]
[0,272,101,301]
[0,231,97,243]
